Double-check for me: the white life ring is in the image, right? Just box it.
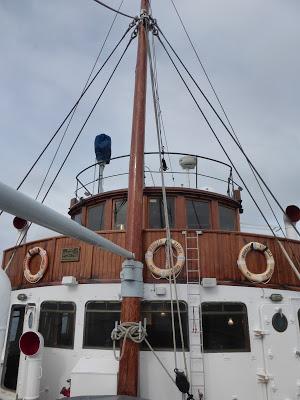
[23,247,48,284]
[145,238,185,278]
[237,242,274,283]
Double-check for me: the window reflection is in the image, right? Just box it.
[113,199,127,230]
[186,199,210,229]
[87,203,105,231]
[149,197,175,229]
[39,302,75,349]
[219,205,236,231]
[201,302,250,352]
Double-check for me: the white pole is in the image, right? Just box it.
[0,181,134,259]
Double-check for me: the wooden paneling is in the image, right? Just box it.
[3,230,300,290]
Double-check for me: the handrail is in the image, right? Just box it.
[74,151,242,199]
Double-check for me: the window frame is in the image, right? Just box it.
[83,300,189,351]
[38,301,76,350]
[201,302,251,353]
[83,301,121,349]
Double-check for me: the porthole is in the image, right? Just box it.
[272,312,288,332]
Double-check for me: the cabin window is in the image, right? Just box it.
[148,197,175,229]
[201,302,250,352]
[141,301,189,350]
[1,305,25,390]
[113,199,127,230]
[39,302,75,349]
[87,203,105,231]
[72,212,82,225]
[83,301,188,350]
[219,205,236,231]
[186,199,210,229]
[84,302,120,348]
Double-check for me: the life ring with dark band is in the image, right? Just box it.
[237,242,275,283]
[145,238,185,278]
[23,247,48,284]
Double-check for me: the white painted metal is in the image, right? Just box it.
[0,284,299,400]
[0,180,134,259]
[17,331,44,400]
[283,213,299,240]
[0,269,11,359]
[259,303,300,399]
[71,357,118,396]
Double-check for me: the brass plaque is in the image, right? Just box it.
[61,247,80,262]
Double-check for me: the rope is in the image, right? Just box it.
[156,26,300,240]
[156,33,282,243]
[91,0,135,19]
[146,26,189,377]
[0,22,135,219]
[111,321,175,385]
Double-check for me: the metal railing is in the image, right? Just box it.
[75,152,242,199]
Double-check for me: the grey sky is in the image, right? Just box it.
[1,0,300,259]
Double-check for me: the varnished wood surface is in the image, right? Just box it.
[3,229,300,290]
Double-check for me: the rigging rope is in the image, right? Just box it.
[155,32,281,241]
[4,0,126,257]
[0,22,135,219]
[146,23,188,377]
[111,322,175,384]
[91,0,135,19]
[169,2,292,243]
[3,27,137,272]
[155,28,300,278]
[156,26,300,240]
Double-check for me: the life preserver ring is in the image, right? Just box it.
[23,247,48,284]
[237,242,274,283]
[145,238,185,278]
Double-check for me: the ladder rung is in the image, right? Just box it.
[187,269,199,272]
[186,236,197,239]
[187,247,198,250]
[186,258,199,261]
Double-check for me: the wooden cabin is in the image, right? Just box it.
[3,184,300,291]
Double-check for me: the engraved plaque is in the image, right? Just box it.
[61,247,80,262]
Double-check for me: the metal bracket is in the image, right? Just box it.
[120,260,144,298]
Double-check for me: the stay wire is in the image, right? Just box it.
[36,0,126,201]
[168,2,291,240]
[169,0,241,147]
[18,0,125,230]
[147,28,188,376]
[156,26,300,239]
[156,34,280,240]
[4,15,132,269]
[151,33,175,184]
[4,26,136,272]
[39,33,136,206]
[0,22,134,218]
[91,0,135,19]
[166,6,300,263]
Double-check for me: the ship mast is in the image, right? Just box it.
[118,0,149,396]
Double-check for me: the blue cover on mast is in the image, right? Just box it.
[94,134,111,164]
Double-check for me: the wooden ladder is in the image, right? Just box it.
[182,230,205,400]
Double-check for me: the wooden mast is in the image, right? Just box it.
[117,0,149,396]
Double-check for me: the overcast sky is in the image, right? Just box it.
[1,0,300,260]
